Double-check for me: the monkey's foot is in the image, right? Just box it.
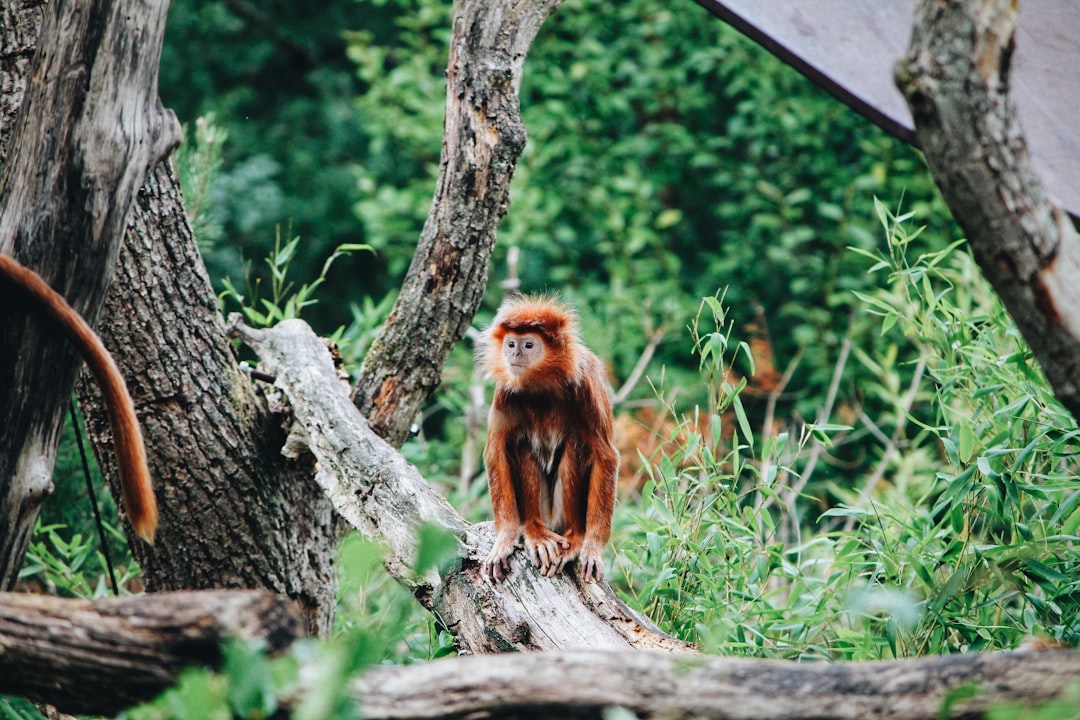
[523,525,570,577]
[482,530,522,584]
[578,538,606,582]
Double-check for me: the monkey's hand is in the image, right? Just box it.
[483,528,522,584]
[523,522,571,577]
[578,538,606,583]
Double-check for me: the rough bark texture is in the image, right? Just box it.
[0,0,181,589]
[0,2,342,636]
[353,649,1080,720]
[0,589,303,717]
[75,162,344,637]
[353,0,562,447]
[0,0,39,167]
[234,319,690,654]
[896,0,1080,418]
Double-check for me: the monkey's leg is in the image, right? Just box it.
[578,450,617,582]
[482,442,523,583]
[519,452,569,576]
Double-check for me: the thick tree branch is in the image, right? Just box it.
[896,0,1080,418]
[0,590,304,717]
[353,648,1080,720]
[233,318,689,654]
[353,0,562,447]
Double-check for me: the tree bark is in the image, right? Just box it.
[0,589,303,717]
[76,161,344,636]
[896,0,1080,419]
[352,647,1080,720]
[233,318,690,654]
[0,0,39,167]
[353,0,562,447]
[0,2,343,635]
[0,0,181,588]
[353,648,1080,720]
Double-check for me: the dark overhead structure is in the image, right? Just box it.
[695,1,1080,224]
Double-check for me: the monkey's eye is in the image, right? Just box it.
[507,340,516,348]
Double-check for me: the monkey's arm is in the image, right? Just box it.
[482,408,522,582]
[517,448,570,577]
[579,368,619,581]
[0,254,157,543]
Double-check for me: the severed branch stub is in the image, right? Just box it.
[896,0,1080,419]
[0,589,304,717]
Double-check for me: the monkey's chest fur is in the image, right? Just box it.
[494,387,594,531]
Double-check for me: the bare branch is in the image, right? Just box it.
[353,0,563,447]
[612,328,666,407]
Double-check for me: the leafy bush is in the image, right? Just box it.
[611,205,1080,658]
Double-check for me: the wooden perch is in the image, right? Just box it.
[896,0,1080,419]
[353,648,1080,719]
[0,589,304,717]
[231,317,690,655]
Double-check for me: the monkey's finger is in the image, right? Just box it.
[535,544,553,570]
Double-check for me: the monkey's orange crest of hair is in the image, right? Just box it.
[0,254,158,543]
[482,295,585,391]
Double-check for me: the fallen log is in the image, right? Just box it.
[354,648,1080,720]
[0,589,304,716]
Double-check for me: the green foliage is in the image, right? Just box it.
[219,230,371,330]
[174,114,228,252]
[19,522,136,598]
[0,696,46,720]
[25,404,140,597]
[338,0,954,406]
[126,534,457,720]
[124,639,300,720]
[161,0,374,325]
[612,210,1080,659]
[334,533,456,663]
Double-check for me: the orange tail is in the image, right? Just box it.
[0,254,158,543]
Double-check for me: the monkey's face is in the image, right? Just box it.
[502,332,546,377]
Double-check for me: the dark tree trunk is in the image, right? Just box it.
[0,0,180,588]
[896,0,1080,419]
[0,1,342,635]
[76,162,344,635]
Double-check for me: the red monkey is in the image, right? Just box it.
[0,254,158,543]
[479,295,618,583]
